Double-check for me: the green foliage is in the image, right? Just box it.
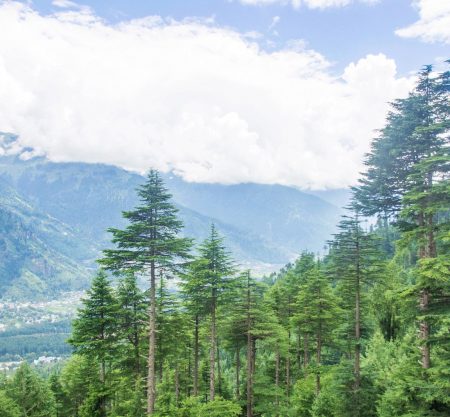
[49,373,70,417]
[180,224,236,400]
[292,266,341,373]
[323,360,378,417]
[292,374,316,417]
[415,256,450,320]
[0,390,20,417]
[115,273,147,376]
[194,398,241,417]
[355,65,449,220]
[7,362,56,417]
[59,356,85,396]
[154,366,179,416]
[109,378,146,417]
[67,270,124,416]
[99,169,193,412]
[181,224,236,315]
[375,332,430,417]
[369,261,409,341]
[59,355,98,416]
[69,270,118,372]
[100,169,192,275]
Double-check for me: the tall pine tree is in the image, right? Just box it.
[99,170,192,414]
[292,264,341,394]
[116,273,147,378]
[180,224,235,401]
[327,209,384,390]
[355,64,449,369]
[69,270,118,416]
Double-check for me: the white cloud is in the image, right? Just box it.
[238,0,378,10]
[396,0,450,44]
[269,15,280,30]
[52,0,80,8]
[0,2,413,189]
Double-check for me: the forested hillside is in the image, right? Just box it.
[0,65,448,417]
[0,178,91,299]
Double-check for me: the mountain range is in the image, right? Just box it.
[0,134,349,299]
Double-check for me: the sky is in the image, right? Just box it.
[0,0,448,189]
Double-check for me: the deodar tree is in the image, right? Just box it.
[355,65,449,369]
[327,208,384,391]
[99,169,192,415]
[180,224,235,402]
[69,270,118,416]
[292,264,340,395]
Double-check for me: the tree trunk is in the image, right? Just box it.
[193,314,199,396]
[236,345,241,400]
[286,299,292,401]
[175,367,180,406]
[252,339,256,382]
[247,333,253,417]
[303,333,309,371]
[210,290,216,401]
[187,342,191,397]
[316,285,322,395]
[134,332,140,376]
[132,300,141,377]
[147,262,157,415]
[100,358,106,417]
[354,224,361,391]
[246,273,253,417]
[426,213,437,258]
[316,328,322,395]
[217,340,222,396]
[420,290,430,369]
[418,211,432,369]
[286,331,290,400]
[285,356,290,400]
[275,348,280,408]
[158,340,163,381]
[158,274,164,382]
[355,276,361,390]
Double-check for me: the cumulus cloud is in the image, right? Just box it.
[238,0,378,10]
[396,0,450,44]
[0,2,413,189]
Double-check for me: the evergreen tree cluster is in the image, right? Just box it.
[1,63,448,417]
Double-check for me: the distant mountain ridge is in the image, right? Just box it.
[0,139,348,299]
[162,175,342,256]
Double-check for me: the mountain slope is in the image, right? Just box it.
[0,179,91,299]
[0,148,345,298]
[0,156,288,262]
[1,154,345,255]
[1,156,343,256]
[305,188,351,209]
[162,175,342,254]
